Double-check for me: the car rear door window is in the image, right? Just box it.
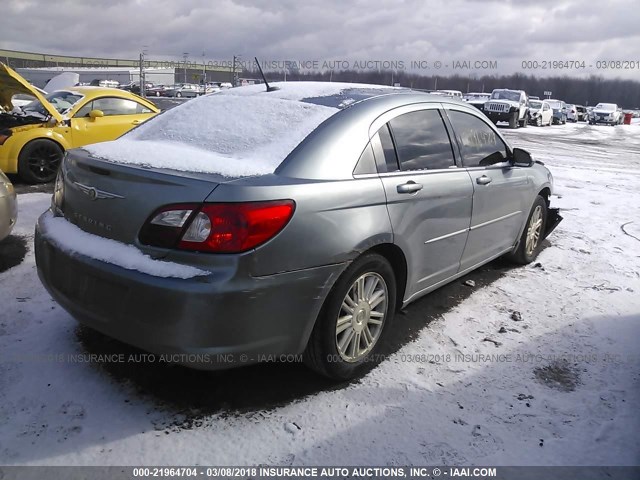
[446,110,508,168]
[377,123,400,172]
[388,110,455,171]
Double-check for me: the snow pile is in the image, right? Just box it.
[85,90,339,177]
[39,211,207,279]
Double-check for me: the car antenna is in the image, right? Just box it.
[254,57,279,92]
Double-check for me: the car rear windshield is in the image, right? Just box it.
[85,82,397,178]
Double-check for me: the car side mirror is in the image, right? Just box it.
[89,109,104,120]
[511,148,534,167]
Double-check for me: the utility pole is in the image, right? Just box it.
[232,56,236,87]
[202,51,206,85]
[232,55,241,87]
[139,52,145,97]
[183,52,189,83]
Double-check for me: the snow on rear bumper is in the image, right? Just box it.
[35,211,344,369]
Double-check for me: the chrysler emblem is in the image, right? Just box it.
[73,182,125,201]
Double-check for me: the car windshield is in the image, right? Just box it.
[595,103,616,111]
[530,100,542,109]
[547,100,562,108]
[22,91,83,115]
[491,90,520,101]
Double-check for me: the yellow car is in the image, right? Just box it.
[0,63,160,183]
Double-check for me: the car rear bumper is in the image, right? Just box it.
[35,214,345,369]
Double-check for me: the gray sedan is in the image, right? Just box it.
[35,83,561,380]
[0,170,17,242]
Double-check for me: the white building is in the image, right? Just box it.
[16,67,176,89]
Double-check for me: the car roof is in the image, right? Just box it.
[268,82,483,180]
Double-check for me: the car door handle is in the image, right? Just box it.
[476,175,492,185]
[397,181,423,194]
[131,120,142,125]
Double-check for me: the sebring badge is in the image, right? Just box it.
[73,182,124,201]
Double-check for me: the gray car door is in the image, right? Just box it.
[371,104,474,302]
[443,106,530,271]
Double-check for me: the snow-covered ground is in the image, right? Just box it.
[0,122,639,467]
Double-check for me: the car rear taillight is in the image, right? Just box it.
[139,200,295,253]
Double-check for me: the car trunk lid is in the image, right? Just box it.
[60,148,231,251]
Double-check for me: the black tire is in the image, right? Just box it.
[176,92,182,98]
[508,113,519,129]
[304,253,397,380]
[519,114,528,128]
[507,195,547,265]
[536,116,542,127]
[18,139,64,184]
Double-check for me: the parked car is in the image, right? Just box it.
[145,84,169,97]
[589,103,623,125]
[565,104,578,122]
[435,90,463,99]
[122,82,155,95]
[0,62,160,183]
[575,105,587,122]
[462,92,491,110]
[546,99,567,124]
[483,89,530,128]
[0,170,17,242]
[35,82,561,380]
[164,84,200,98]
[528,100,553,126]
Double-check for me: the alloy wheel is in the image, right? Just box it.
[525,205,544,256]
[335,272,388,362]
[27,144,62,182]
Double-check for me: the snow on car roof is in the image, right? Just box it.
[85,82,397,177]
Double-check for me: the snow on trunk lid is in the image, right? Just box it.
[61,149,223,247]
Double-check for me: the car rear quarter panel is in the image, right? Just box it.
[205,174,392,277]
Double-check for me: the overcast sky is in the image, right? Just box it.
[2,0,639,79]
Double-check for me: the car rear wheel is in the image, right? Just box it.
[18,139,64,184]
[507,195,547,265]
[304,252,396,380]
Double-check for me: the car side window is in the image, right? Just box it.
[447,110,508,168]
[74,101,94,118]
[76,97,152,117]
[388,109,455,171]
[377,124,400,172]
